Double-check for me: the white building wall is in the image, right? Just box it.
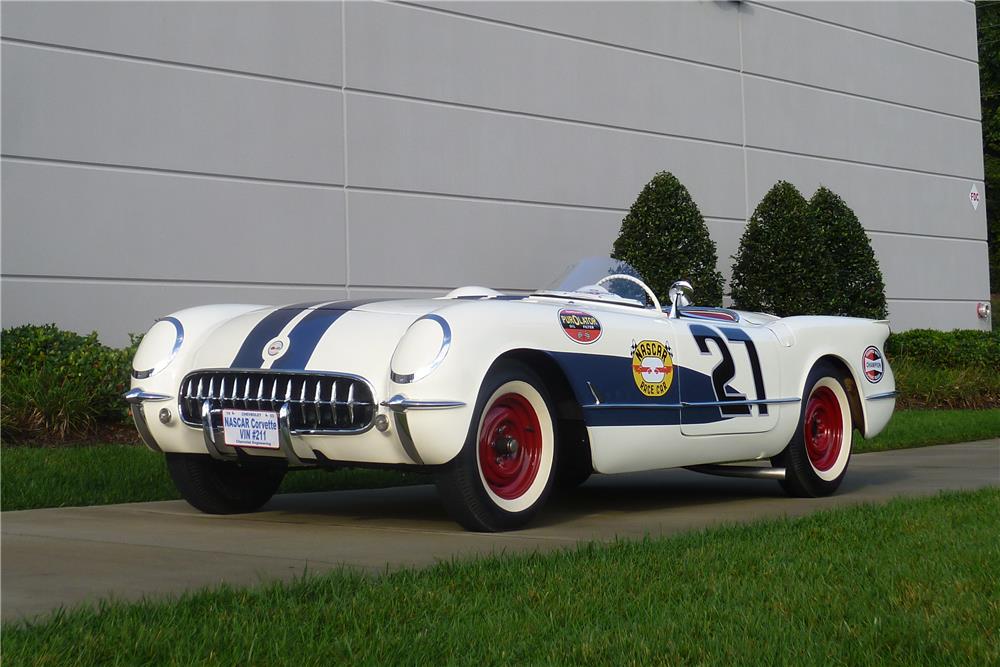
[1,1,990,345]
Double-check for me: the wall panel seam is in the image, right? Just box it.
[0,155,345,189]
[345,88,744,148]
[743,71,981,123]
[342,0,352,299]
[746,146,984,183]
[888,297,989,303]
[868,231,987,244]
[0,274,531,293]
[745,1,979,65]
[393,0,742,73]
[0,37,343,91]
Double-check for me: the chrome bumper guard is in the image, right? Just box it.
[379,394,466,465]
[123,389,172,452]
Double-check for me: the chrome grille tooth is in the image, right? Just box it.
[347,383,355,424]
[196,378,204,400]
[208,377,215,402]
[330,380,340,426]
[257,376,264,410]
[300,380,308,425]
[220,376,227,406]
[243,376,251,409]
[270,377,278,411]
[314,380,322,427]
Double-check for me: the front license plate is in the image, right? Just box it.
[222,409,280,449]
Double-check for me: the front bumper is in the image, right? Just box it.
[124,384,467,467]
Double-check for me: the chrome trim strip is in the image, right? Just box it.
[582,397,800,410]
[381,394,467,413]
[277,404,306,467]
[586,381,602,405]
[865,391,899,401]
[680,397,801,407]
[686,464,786,481]
[123,389,173,404]
[391,314,452,385]
[129,402,162,453]
[131,316,184,379]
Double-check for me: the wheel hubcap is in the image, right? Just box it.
[478,393,542,500]
[803,386,844,472]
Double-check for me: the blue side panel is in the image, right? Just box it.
[546,351,727,427]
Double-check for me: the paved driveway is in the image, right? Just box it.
[3,440,998,622]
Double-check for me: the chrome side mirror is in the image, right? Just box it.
[668,280,693,318]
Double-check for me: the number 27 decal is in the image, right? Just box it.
[688,324,768,416]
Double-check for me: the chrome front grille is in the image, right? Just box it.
[178,370,376,434]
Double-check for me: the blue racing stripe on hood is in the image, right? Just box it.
[268,299,384,370]
[229,301,325,368]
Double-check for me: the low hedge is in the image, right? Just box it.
[886,328,999,410]
[1,324,138,442]
[885,328,999,369]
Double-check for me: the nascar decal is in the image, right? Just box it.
[631,340,673,397]
[559,309,602,344]
[862,346,884,383]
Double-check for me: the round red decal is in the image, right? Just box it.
[862,346,884,383]
[559,309,602,344]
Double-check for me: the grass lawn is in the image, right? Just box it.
[4,488,998,665]
[2,409,997,512]
[0,447,428,512]
[858,408,1000,452]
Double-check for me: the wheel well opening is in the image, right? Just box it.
[492,349,592,470]
[815,354,864,432]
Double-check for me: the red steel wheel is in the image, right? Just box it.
[777,362,854,498]
[803,386,844,473]
[434,360,557,532]
[477,393,542,500]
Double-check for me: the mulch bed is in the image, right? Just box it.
[3,422,143,448]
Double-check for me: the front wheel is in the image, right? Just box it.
[777,362,854,497]
[166,453,286,514]
[435,360,557,532]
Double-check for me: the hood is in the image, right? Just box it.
[189,298,441,372]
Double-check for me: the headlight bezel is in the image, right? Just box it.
[131,316,185,379]
[390,314,451,384]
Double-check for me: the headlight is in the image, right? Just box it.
[390,315,451,384]
[132,317,184,379]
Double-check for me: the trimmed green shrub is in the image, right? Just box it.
[808,187,887,319]
[612,172,724,306]
[730,181,826,316]
[1,324,138,441]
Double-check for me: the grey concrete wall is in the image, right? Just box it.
[1,0,990,345]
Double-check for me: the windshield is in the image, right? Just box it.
[539,256,651,305]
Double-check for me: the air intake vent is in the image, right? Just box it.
[178,371,376,434]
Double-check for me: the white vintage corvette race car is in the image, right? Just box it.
[126,258,896,531]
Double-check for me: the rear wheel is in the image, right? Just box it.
[777,362,853,497]
[435,360,557,532]
[166,453,286,514]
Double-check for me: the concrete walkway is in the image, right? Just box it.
[3,440,998,622]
